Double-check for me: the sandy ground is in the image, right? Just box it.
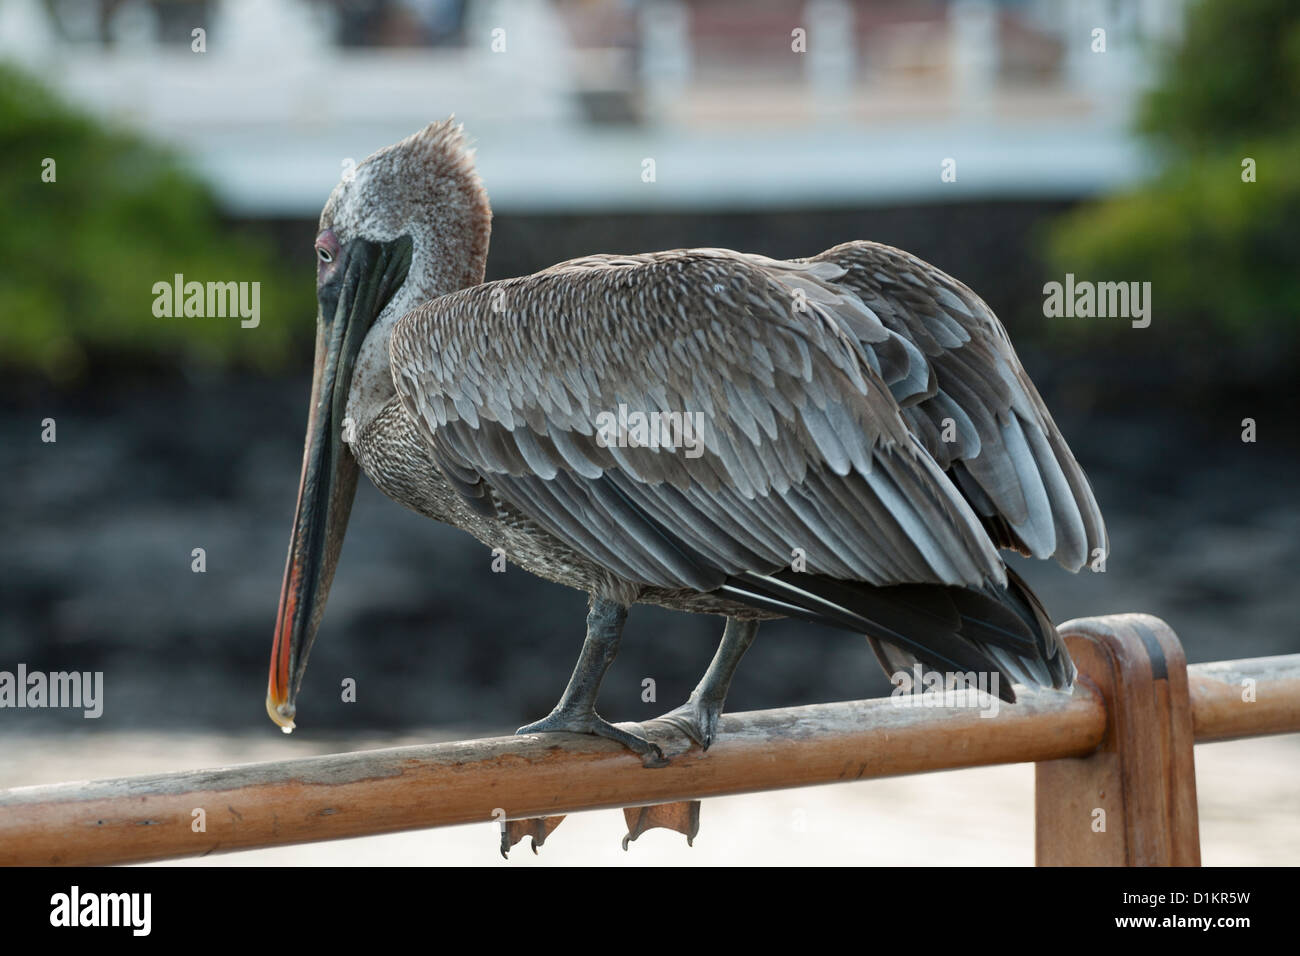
[2,730,1296,866]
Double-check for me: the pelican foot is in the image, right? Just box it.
[500,815,566,859]
[622,801,701,849]
[656,693,723,750]
[517,709,668,768]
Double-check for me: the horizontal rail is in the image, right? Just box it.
[1188,655,1300,741]
[0,653,1296,866]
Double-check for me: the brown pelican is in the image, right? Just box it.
[267,122,1106,771]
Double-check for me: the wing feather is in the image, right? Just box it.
[803,240,1107,571]
[390,249,1008,592]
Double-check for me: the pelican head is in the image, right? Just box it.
[267,121,491,731]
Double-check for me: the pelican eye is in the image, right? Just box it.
[317,247,334,264]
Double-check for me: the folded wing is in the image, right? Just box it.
[388,246,1093,694]
[802,241,1108,571]
[389,249,1008,593]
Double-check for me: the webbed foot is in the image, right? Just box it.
[622,801,701,849]
[517,708,668,768]
[656,693,723,750]
[499,815,565,858]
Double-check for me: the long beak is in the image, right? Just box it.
[266,236,412,732]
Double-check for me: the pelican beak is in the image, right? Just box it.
[267,235,412,732]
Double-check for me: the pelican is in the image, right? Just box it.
[266,122,1106,771]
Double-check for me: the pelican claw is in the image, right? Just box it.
[517,710,668,767]
[656,693,723,750]
[499,815,566,858]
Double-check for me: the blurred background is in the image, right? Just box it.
[1,0,1297,864]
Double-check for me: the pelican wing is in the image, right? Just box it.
[802,241,1107,571]
[389,249,1009,593]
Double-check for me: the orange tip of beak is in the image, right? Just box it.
[266,692,296,734]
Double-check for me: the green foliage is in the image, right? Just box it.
[1049,0,1300,351]
[1048,138,1300,345]
[1138,0,1300,150]
[0,62,311,380]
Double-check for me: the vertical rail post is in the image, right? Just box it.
[1035,614,1201,866]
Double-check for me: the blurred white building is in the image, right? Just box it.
[1,0,1185,214]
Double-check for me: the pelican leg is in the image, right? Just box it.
[657,617,758,749]
[516,596,667,767]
